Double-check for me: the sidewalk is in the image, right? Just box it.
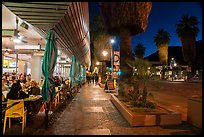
[32,83,198,135]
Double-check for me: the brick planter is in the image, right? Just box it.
[111,94,181,126]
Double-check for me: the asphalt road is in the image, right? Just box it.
[146,80,202,121]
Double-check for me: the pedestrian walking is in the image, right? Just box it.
[86,75,90,84]
[95,74,99,86]
[91,75,95,84]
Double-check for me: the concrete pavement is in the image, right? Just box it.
[32,83,198,135]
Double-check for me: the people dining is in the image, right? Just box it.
[28,80,41,95]
[19,74,27,84]
[54,76,61,87]
[59,77,66,88]
[7,82,29,100]
[25,75,31,88]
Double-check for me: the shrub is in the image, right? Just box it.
[145,101,157,109]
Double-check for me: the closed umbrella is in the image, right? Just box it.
[41,29,58,128]
[75,62,80,86]
[79,65,85,84]
[83,66,86,83]
[70,55,75,89]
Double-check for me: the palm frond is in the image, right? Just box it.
[153,28,170,46]
[134,43,146,59]
[176,14,200,37]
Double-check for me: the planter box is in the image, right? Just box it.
[187,96,202,129]
[111,94,181,126]
[99,83,105,88]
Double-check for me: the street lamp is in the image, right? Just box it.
[102,50,108,56]
[110,38,115,80]
[101,38,115,80]
[110,39,115,44]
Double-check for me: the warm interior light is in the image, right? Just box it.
[13,38,21,43]
[33,51,44,56]
[64,64,71,67]
[58,60,67,63]
[96,62,100,65]
[15,44,41,50]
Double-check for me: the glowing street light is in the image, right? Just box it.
[102,50,108,56]
[110,39,115,44]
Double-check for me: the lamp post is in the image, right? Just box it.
[101,38,115,80]
[110,39,115,80]
[102,50,108,81]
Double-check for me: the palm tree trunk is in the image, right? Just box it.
[158,44,168,80]
[119,28,133,94]
[101,61,106,82]
[180,36,196,81]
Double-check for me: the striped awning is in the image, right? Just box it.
[3,2,91,67]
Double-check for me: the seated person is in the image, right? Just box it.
[19,74,27,84]
[7,82,29,100]
[40,76,44,87]
[28,80,41,95]
[25,75,31,89]
[2,79,9,91]
[54,77,61,87]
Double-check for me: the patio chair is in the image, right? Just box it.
[54,87,60,108]
[3,99,27,134]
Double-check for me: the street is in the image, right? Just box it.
[147,80,202,121]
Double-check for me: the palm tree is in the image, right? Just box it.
[100,2,152,95]
[134,43,146,59]
[132,43,146,98]
[176,14,200,80]
[153,29,170,79]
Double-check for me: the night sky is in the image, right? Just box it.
[89,2,202,57]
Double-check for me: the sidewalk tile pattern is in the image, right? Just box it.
[33,84,197,135]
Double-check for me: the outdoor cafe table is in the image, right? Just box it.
[24,95,43,117]
[2,95,43,118]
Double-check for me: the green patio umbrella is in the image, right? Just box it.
[82,66,86,83]
[41,29,58,128]
[75,62,80,86]
[80,65,86,84]
[70,55,75,89]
